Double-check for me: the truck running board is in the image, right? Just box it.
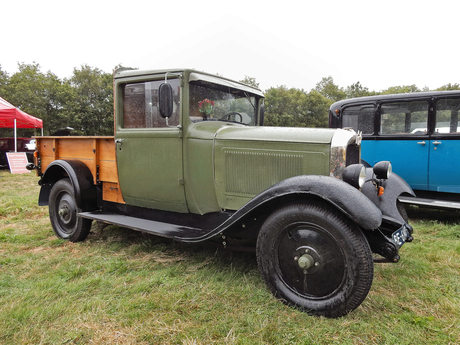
[78,211,205,240]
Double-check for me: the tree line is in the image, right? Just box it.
[0,63,113,137]
[1,62,459,136]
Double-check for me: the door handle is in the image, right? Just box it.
[115,138,125,149]
[433,141,442,145]
[417,141,426,146]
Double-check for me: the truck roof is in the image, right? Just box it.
[113,68,264,98]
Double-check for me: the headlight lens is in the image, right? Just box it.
[373,161,392,179]
[342,164,366,189]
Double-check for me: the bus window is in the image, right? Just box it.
[435,98,460,133]
[380,101,429,135]
[342,104,375,134]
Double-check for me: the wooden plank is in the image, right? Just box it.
[36,137,118,184]
[98,138,116,161]
[103,182,125,203]
[92,139,99,184]
[98,160,119,183]
[58,139,96,160]
[52,138,58,161]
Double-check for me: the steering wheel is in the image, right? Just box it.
[221,112,243,122]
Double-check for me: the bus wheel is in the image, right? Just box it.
[256,202,374,318]
[49,178,92,242]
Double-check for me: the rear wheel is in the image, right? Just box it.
[256,202,374,318]
[49,178,92,242]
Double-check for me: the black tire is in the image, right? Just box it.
[397,200,409,223]
[256,202,374,318]
[49,178,92,242]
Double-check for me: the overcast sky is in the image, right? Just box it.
[1,0,458,93]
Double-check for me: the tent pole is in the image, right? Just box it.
[14,119,17,152]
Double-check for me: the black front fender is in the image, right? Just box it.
[240,175,383,230]
[361,169,415,225]
[179,175,383,242]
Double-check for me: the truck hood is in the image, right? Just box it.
[211,124,338,211]
[214,125,336,144]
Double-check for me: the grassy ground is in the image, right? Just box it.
[0,170,459,344]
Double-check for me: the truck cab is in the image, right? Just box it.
[31,68,415,318]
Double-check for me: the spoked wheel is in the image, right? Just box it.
[256,202,374,318]
[49,178,92,242]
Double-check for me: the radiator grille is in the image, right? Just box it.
[224,150,303,195]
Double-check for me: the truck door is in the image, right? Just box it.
[115,78,188,212]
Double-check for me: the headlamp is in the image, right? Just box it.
[373,161,392,180]
[342,164,366,189]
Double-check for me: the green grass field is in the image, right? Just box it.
[1,170,459,344]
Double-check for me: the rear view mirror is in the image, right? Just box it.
[159,83,173,118]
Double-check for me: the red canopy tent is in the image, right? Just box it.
[0,96,43,152]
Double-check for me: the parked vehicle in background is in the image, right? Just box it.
[0,137,35,168]
[28,68,415,318]
[329,91,460,209]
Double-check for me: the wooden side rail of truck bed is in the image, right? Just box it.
[35,136,124,203]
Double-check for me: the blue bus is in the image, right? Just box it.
[329,91,460,209]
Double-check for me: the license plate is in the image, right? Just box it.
[392,225,410,248]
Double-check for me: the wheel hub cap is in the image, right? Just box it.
[297,254,315,270]
[59,207,69,218]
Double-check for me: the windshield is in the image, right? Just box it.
[189,81,258,125]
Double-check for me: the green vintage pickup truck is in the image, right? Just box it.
[29,68,414,318]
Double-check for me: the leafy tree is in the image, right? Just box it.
[264,86,297,127]
[380,85,421,94]
[68,65,113,135]
[345,81,376,99]
[264,86,331,128]
[436,83,460,91]
[315,76,346,102]
[302,90,332,128]
[240,76,260,89]
[3,62,73,135]
[0,65,9,97]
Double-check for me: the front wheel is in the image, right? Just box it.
[49,178,92,242]
[256,202,373,318]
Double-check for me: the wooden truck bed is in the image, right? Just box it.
[35,136,124,203]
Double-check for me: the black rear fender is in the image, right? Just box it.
[38,160,96,208]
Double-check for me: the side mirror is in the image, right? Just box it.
[159,83,173,118]
[259,101,265,125]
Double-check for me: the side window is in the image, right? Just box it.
[123,79,180,128]
[342,104,375,134]
[380,101,429,135]
[435,98,460,134]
